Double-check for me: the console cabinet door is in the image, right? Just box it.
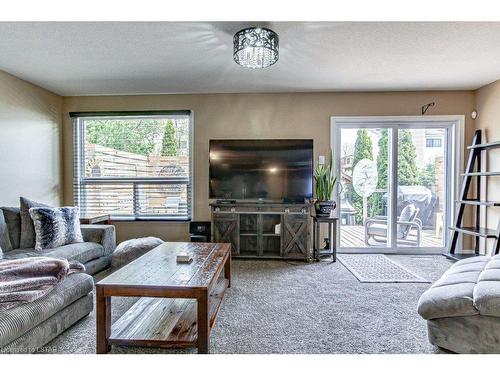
[213,213,239,255]
[282,214,309,259]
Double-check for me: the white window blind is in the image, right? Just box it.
[72,111,192,220]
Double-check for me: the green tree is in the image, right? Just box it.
[418,162,436,189]
[352,129,373,223]
[398,130,419,185]
[370,129,388,217]
[369,129,420,217]
[85,119,163,156]
[160,120,179,156]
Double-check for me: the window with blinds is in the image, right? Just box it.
[71,111,192,220]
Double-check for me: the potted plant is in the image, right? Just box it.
[313,150,337,217]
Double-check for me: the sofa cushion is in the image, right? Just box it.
[474,281,500,318]
[19,197,50,249]
[473,259,500,318]
[417,282,479,320]
[419,255,500,321]
[29,206,83,251]
[432,271,480,287]
[451,255,491,267]
[0,272,93,347]
[485,257,500,270]
[3,242,105,264]
[0,207,21,250]
[44,242,104,264]
[0,211,11,252]
[417,257,489,320]
[445,259,490,276]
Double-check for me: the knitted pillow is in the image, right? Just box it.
[29,207,83,251]
[0,210,12,251]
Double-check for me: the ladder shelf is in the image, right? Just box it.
[444,129,500,260]
[467,140,500,150]
[448,226,498,238]
[461,172,500,177]
[455,200,500,207]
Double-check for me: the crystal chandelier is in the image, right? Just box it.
[233,27,279,69]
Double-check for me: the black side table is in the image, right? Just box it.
[311,215,338,262]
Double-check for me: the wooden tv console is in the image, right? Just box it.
[210,201,311,261]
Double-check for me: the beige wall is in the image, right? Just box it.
[474,80,500,242]
[62,91,476,243]
[0,70,63,207]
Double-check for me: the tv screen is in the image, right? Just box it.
[209,139,313,201]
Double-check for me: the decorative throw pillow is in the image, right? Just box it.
[20,197,51,249]
[29,207,84,251]
[1,207,21,249]
[0,210,12,251]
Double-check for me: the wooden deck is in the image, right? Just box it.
[340,225,443,248]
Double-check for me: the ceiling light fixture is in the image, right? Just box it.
[233,27,279,69]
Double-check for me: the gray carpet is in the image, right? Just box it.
[43,255,453,354]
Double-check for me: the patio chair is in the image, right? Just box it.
[364,203,422,246]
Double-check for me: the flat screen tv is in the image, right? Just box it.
[209,139,313,201]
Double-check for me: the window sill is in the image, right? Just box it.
[110,216,191,223]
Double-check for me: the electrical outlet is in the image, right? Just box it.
[318,155,325,165]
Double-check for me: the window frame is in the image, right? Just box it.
[71,110,193,222]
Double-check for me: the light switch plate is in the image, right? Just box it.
[318,155,325,165]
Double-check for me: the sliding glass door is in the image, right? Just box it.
[337,127,390,249]
[396,128,447,249]
[332,118,457,254]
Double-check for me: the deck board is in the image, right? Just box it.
[340,225,442,248]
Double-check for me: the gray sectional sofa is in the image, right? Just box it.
[0,207,116,353]
[1,206,115,275]
[418,254,500,353]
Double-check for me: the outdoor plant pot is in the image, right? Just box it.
[315,200,336,217]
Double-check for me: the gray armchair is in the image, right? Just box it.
[364,204,422,246]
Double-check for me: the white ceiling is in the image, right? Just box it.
[0,22,499,96]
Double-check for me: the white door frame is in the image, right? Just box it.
[330,115,465,254]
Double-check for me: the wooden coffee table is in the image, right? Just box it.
[96,242,231,354]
